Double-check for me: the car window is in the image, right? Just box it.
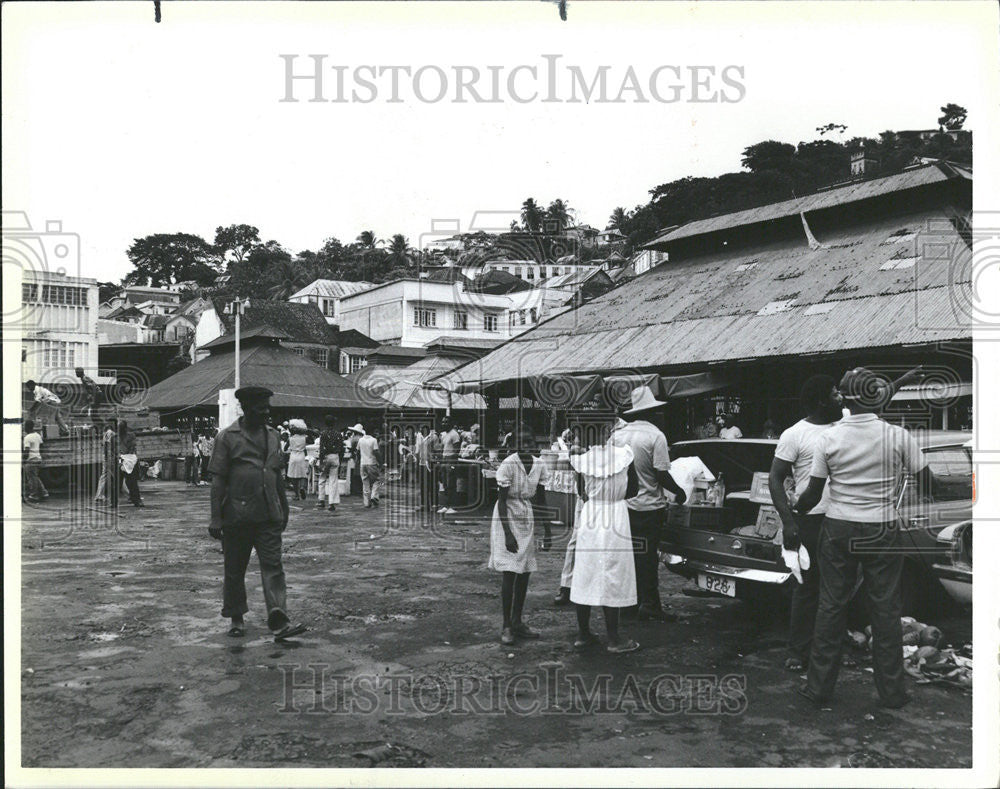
[923,447,972,502]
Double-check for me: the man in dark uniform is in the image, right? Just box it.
[208,386,307,641]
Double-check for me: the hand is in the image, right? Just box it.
[208,525,223,540]
[674,489,687,506]
[504,532,518,553]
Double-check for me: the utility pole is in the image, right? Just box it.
[225,299,249,390]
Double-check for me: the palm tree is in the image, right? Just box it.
[356,230,380,250]
[608,206,628,230]
[545,199,574,232]
[266,258,301,300]
[387,234,414,270]
[520,198,544,234]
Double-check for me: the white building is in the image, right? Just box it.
[338,278,527,348]
[288,279,374,325]
[468,259,601,284]
[630,248,668,276]
[21,270,99,384]
[100,285,181,317]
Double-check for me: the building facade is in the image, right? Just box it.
[21,270,99,384]
[288,279,375,325]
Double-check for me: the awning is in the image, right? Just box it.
[431,370,730,407]
[891,382,972,401]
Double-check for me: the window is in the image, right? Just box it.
[22,284,38,303]
[349,354,366,374]
[453,311,468,330]
[483,314,498,332]
[518,310,526,326]
[508,313,515,330]
[39,285,87,306]
[322,299,335,317]
[414,307,437,327]
[526,268,535,280]
[551,267,559,276]
[308,348,329,367]
[530,307,537,323]
[515,267,522,278]
[293,347,305,356]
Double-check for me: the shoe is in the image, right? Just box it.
[500,627,516,645]
[316,502,326,510]
[512,622,539,639]
[637,605,677,623]
[441,507,456,515]
[328,504,336,512]
[371,498,380,507]
[796,684,828,706]
[437,507,447,514]
[878,694,911,710]
[553,587,571,606]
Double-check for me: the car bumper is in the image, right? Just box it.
[932,563,972,605]
[661,553,793,585]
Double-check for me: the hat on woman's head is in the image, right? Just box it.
[625,386,667,415]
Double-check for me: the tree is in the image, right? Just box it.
[740,140,796,173]
[226,240,291,299]
[97,281,119,304]
[607,207,628,230]
[124,233,218,287]
[386,234,415,270]
[545,199,574,232]
[816,123,848,138]
[520,198,544,233]
[214,224,261,266]
[938,103,967,131]
[356,230,380,250]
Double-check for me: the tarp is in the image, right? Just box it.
[436,370,730,407]
[891,382,972,401]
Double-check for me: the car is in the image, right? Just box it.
[660,431,972,615]
[932,521,972,606]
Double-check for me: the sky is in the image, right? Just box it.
[2,1,996,283]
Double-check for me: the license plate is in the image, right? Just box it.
[697,572,736,597]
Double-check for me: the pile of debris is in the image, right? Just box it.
[845,617,972,691]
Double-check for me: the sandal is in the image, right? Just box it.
[573,632,601,649]
[227,623,245,638]
[607,639,640,654]
[274,622,308,641]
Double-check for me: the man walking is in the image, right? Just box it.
[769,375,843,671]
[317,415,343,513]
[355,424,384,508]
[118,419,144,507]
[208,387,306,641]
[416,423,439,514]
[438,416,461,514]
[610,386,687,621]
[794,367,935,709]
[22,419,48,502]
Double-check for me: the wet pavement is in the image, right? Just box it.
[19,480,971,768]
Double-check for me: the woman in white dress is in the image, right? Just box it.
[488,423,550,645]
[570,426,640,653]
[286,423,310,500]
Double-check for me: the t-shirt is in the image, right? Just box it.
[418,432,438,466]
[809,413,927,522]
[33,386,60,405]
[357,434,380,466]
[23,432,43,461]
[719,426,743,440]
[774,418,838,515]
[440,429,461,459]
[610,419,671,511]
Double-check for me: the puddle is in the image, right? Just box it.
[77,646,138,659]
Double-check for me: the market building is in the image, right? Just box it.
[434,161,973,439]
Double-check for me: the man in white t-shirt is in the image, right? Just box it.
[437,416,462,514]
[794,367,936,710]
[26,380,70,436]
[22,419,48,501]
[355,428,384,507]
[610,386,687,622]
[769,375,843,671]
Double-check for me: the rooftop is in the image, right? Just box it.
[211,297,336,346]
[289,279,375,300]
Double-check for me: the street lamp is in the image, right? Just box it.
[223,299,250,391]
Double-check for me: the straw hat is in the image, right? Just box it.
[348,423,365,434]
[625,385,667,415]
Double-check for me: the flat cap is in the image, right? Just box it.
[235,385,274,401]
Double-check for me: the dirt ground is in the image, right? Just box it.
[19,478,972,769]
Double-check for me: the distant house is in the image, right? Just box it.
[468,258,601,284]
[288,279,375,325]
[141,313,171,343]
[334,329,382,375]
[598,227,627,245]
[564,224,601,249]
[100,285,182,317]
[164,312,198,343]
[194,298,340,368]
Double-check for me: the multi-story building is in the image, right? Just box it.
[21,270,99,384]
[470,259,601,284]
[288,279,375,325]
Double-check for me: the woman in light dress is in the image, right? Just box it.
[570,420,640,653]
[285,421,310,500]
[488,423,550,645]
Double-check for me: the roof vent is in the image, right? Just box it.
[757,299,796,316]
[804,303,836,316]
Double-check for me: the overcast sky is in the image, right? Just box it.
[2,1,995,283]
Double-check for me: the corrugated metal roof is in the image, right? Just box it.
[645,164,952,246]
[141,343,391,414]
[438,206,971,389]
[290,279,375,300]
[212,298,337,345]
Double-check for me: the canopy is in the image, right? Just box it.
[891,382,972,402]
[431,370,731,408]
